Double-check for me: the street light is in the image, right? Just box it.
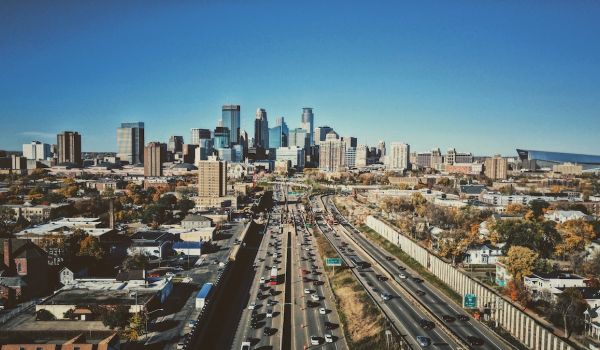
[144,308,164,336]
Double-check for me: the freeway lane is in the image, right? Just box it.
[323,195,514,350]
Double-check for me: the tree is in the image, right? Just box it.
[506,280,531,307]
[78,235,105,260]
[551,288,588,337]
[100,305,130,329]
[491,219,559,258]
[505,203,527,215]
[501,246,538,281]
[555,219,597,257]
[529,199,550,218]
[123,312,146,341]
[178,199,195,214]
[123,253,150,270]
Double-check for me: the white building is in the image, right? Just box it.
[276,146,305,169]
[386,142,410,171]
[355,144,369,168]
[544,210,590,223]
[22,141,51,161]
[524,272,587,299]
[346,147,356,168]
[463,243,505,265]
[319,132,346,172]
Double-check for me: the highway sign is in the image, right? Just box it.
[463,293,477,308]
[325,258,342,266]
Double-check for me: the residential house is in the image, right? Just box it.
[127,231,174,259]
[0,238,49,305]
[544,210,591,223]
[523,272,587,299]
[463,242,505,265]
[180,214,212,230]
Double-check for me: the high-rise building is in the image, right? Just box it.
[416,148,443,169]
[484,155,508,180]
[445,148,473,165]
[197,157,227,198]
[190,128,211,145]
[314,126,333,143]
[269,118,288,149]
[168,135,184,153]
[288,128,309,150]
[386,142,410,171]
[355,144,369,167]
[22,141,51,161]
[301,107,314,146]
[342,136,357,149]
[214,127,230,149]
[194,138,214,164]
[144,142,166,177]
[319,132,346,172]
[346,147,356,168]
[254,108,269,149]
[377,140,386,158]
[276,146,305,169]
[222,105,241,145]
[116,122,144,165]
[57,131,82,166]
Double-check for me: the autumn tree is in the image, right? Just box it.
[491,219,559,258]
[554,219,597,257]
[506,280,531,307]
[501,246,538,281]
[99,305,130,330]
[78,235,105,261]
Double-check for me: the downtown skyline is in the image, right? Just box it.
[1,0,600,155]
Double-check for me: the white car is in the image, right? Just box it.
[260,277,266,284]
[247,302,256,310]
[319,307,326,315]
[325,334,333,343]
[266,309,273,318]
[399,273,407,279]
[310,336,320,345]
[304,288,312,294]
[310,294,320,301]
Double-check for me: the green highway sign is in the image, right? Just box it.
[325,258,342,266]
[463,293,477,308]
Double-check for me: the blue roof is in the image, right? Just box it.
[517,149,600,166]
[173,241,204,249]
[197,282,213,299]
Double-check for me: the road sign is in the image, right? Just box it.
[463,293,477,308]
[325,258,342,266]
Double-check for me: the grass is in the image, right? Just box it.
[358,224,463,305]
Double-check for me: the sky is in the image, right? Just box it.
[1,0,599,156]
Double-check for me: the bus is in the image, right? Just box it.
[269,265,278,286]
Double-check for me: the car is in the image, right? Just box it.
[165,272,176,277]
[304,288,312,294]
[266,309,273,318]
[457,314,469,321]
[466,336,484,346]
[376,275,388,281]
[177,343,185,349]
[260,277,266,284]
[442,315,455,322]
[310,336,320,345]
[380,293,392,301]
[263,327,275,336]
[188,320,197,327]
[306,300,319,308]
[397,265,406,270]
[247,302,256,310]
[413,277,424,283]
[399,273,407,279]
[385,256,394,261]
[419,319,435,330]
[313,280,323,286]
[325,334,333,343]
[324,321,336,330]
[319,307,326,315]
[415,290,426,296]
[310,294,320,301]
[267,299,276,306]
[416,336,431,347]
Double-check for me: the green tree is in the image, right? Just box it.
[100,305,130,330]
[492,219,559,258]
[123,253,150,270]
[177,198,196,214]
[551,288,588,337]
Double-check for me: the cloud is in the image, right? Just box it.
[19,131,56,139]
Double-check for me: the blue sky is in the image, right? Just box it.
[1,0,599,156]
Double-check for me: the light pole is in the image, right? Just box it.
[144,308,164,336]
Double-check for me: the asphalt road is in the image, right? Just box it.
[322,195,514,350]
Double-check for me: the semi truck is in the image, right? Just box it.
[195,282,213,309]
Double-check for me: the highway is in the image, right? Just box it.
[310,196,459,349]
[289,203,348,350]
[321,195,514,350]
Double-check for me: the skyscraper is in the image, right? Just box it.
[319,132,346,172]
[341,136,357,149]
[301,107,314,146]
[269,117,288,149]
[117,122,144,165]
[254,108,269,149]
[314,126,333,144]
[190,128,211,145]
[22,141,51,161]
[144,142,166,177]
[222,105,241,145]
[386,142,410,171]
[288,128,309,150]
[57,131,82,166]
[214,127,230,149]
[355,144,369,167]
[168,135,184,153]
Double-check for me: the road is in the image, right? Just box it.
[289,203,348,350]
[321,195,514,350]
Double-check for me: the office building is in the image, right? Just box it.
[416,148,443,169]
[222,105,241,145]
[22,141,51,161]
[276,146,305,169]
[269,118,288,149]
[346,147,356,168]
[190,128,211,145]
[57,131,82,166]
[254,108,269,149]
[314,126,333,143]
[288,128,309,150]
[168,135,184,153]
[552,163,583,175]
[197,157,227,198]
[484,155,508,180]
[214,127,230,149]
[377,140,386,158]
[182,144,197,164]
[386,142,410,171]
[144,142,166,177]
[116,122,144,165]
[355,144,369,167]
[342,136,357,149]
[301,107,314,146]
[194,138,214,164]
[445,148,473,165]
[319,132,346,172]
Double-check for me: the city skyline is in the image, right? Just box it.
[1,1,600,155]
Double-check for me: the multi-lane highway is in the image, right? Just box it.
[320,195,514,350]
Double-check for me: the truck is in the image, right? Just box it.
[195,282,213,309]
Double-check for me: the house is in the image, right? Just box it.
[127,231,174,259]
[459,185,487,199]
[59,264,89,285]
[0,238,49,305]
[523,272,587,299]
[1,333,120,350]
[180,214,213,230]
[544,210,591,223]
[463,242,505,265]
[173,241,203,256]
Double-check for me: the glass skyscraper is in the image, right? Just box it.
[214,126,231,149]
[117,122,144,165]
[301,107,314,146]
[222,105,241,146]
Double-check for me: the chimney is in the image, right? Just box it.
[109,197,115,230]
[3,238,12,270]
